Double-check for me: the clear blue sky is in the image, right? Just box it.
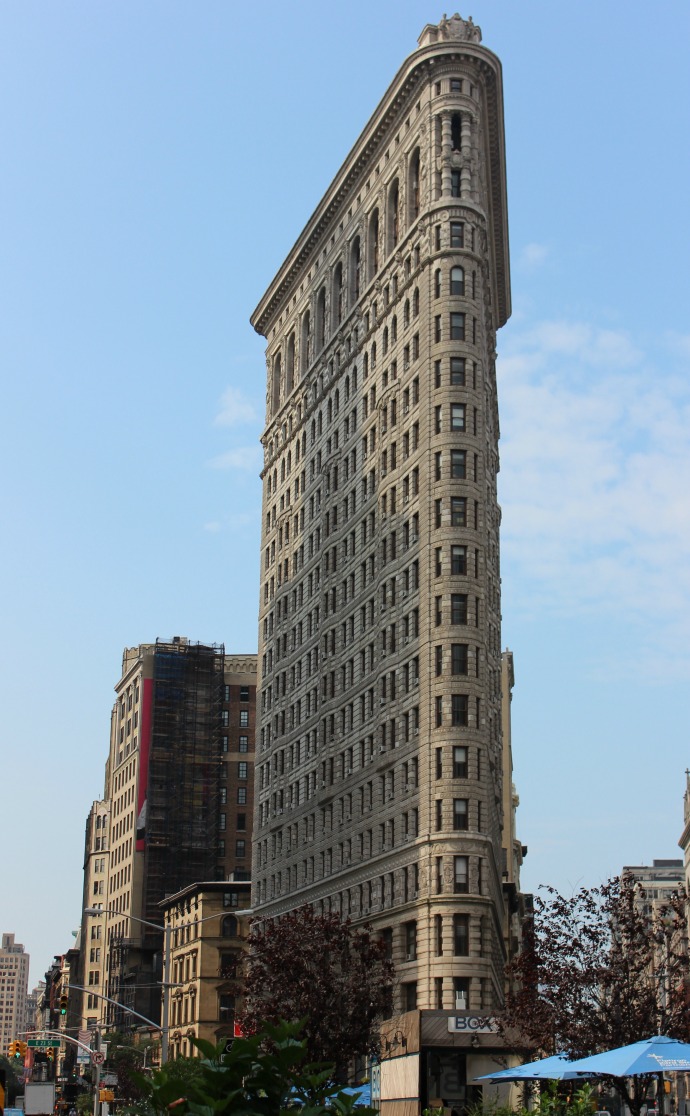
[1,1,688,987]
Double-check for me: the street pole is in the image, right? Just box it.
[161,922,171,1066]
[92,1032,101,1116]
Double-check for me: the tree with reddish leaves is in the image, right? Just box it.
[502,876,690,1116]
[240,907,394,1077]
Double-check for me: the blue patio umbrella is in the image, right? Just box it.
[566,1036,690,1077]
[341,1084,372,1106]
[475,1052,587,1082]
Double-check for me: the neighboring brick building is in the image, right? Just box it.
[77,640,256,1046]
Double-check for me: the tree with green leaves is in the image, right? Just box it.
[132,1021,373,1116]
[241,908,394,1077]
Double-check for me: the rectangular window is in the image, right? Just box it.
[434,596,442,626]
[453,798,468,830]
[236,813,246,830]
[435,799,443,831]
[450,313,465,340]
[454,913,470,956]
[240,687,249,701]
[450,356,466,385]
[235,839,246,858]
[451,593,468,624]
[450,403,466,431]
[435,747,443,779]
[434,360,442,388]
[454,976,470,1011]
[454,855,469,893]
[404,982,417,1012]
[221,710,229,727]
[434,316,442,343]
[451,545,467,575]
[434,405,442,434]
[237,788,247,804]
[435,646,443,676]
[452,694,469,726]
[450,222,464,248]
[451,497,466,526]
[238,762,248,779]
[434,452,442,482]
[239,736,249,752]
[435,695,443,726]
[453,745,468,778]
[451,644,468,675]
[405,921,417,961]
[240,710,249,727]
[435,498,442,528]
[451,450,466,479]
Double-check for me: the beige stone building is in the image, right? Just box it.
[77,640,256,1045]
[160,881,251,1059]
[251,13,522,1111]
[0,933,29,1053]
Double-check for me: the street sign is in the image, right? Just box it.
[27,1039,59,1048]
[91,1052,105,1065]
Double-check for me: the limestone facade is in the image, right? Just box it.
[251,14,514,1105]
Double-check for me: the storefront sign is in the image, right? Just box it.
[448,1016,499,1034]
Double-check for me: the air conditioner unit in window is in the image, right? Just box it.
[414,728,420,735]
[406,952,415,962]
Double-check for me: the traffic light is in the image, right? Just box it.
[7,1043,17,1059]
[46,1048,55,1062]
[59,993,68,1016]
[11,1043,21,1062]
[18,1042,27,1059]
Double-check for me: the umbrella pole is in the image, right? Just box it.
[658,1072,665,1116]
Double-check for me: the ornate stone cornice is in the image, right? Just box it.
[251,36,510,338]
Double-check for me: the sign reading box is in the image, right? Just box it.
[448,1016,499,1034]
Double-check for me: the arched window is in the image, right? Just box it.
[368,209,380,279]
[286,332,295,394]
[316,287,327,351]
[271,352,281,414]
[221,915,238,938]
[451,266,465,296]
[371,342,377,369]
[350,236,361,304]
[404,299,410,327]
[301,311,311,373]
[408,148,420,222]
[332,263,344,329]
[413,287,420,317]
[391,315,397,343]
[382,327,389,355]
[387,178,400,252]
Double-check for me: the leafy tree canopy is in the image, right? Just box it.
[502,876,690,1115]
[241,908,394,1075]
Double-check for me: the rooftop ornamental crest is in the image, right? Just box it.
[418,13,482,48]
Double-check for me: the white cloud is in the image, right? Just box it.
[207,446,262,471]
[203,520,222,533]
[213,386,259,427]
[519,242,549,272]
[497,319,690,673]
